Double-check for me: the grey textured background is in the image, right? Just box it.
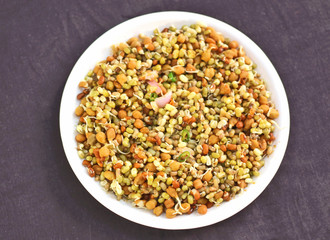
[1,0,329,239]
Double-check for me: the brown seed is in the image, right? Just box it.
[82,160,91,168]
[223,191,231,201]
[205,37,216,44]
[146,199,157,210]
[87,168,95,177]
[118,110,127,119]
[97,76,105,85]
[191,189,200,200]
[132,110,143,119]
[160,153,171,161]
[92,165,103,175]
[260,139,267,150]
[208,135,219,145]
[77,92,85,100]
[153,205,163,216]
[229,41,239,49]
[104,171,115,181]
[229,117,238,127]
[197,205,207,215]
[133,172,145,185]
[75,134,86,143]
[93,65,100,74]
[214,191,224,200]
[80,98,87,105]
[75,106,84,116]
[206,201,214,208]
[134,119,144,129]
[125,88,134,97]
[197,198,208,204]
[236,121,244,128]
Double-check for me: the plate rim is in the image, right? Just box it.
[59,11,290,230]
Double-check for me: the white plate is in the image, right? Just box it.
[59,11,290,230]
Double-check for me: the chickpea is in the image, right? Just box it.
[153,206,163,216]
[202,144,209,155]
[164,198,174,209]
[116,74,127,85]
[160,153,171,161]
[229,40,238,49]
[127,60,137,70]
[118,110,127,119]
[75,106,84,116]
[209,135,219,145]
[193,179,203,189]
[99,146,110,157]
[197,205,207,215]
[106,128,116,141]
[132,110,143,119]
[165,209,177,219]
[166,186,178,198]
[146,199,157,210]
[96,132,106,144]
[202,171,213,182]
[169,161,181,171]
[268,109,279,119]
[75,134,86,143]
[179,203,191,214]
[104,171,115,181]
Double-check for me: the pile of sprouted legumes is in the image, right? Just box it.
[74,23,279,218]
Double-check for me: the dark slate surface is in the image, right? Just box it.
[1,0,329,239]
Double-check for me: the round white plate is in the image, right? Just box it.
[59,11,290,230]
